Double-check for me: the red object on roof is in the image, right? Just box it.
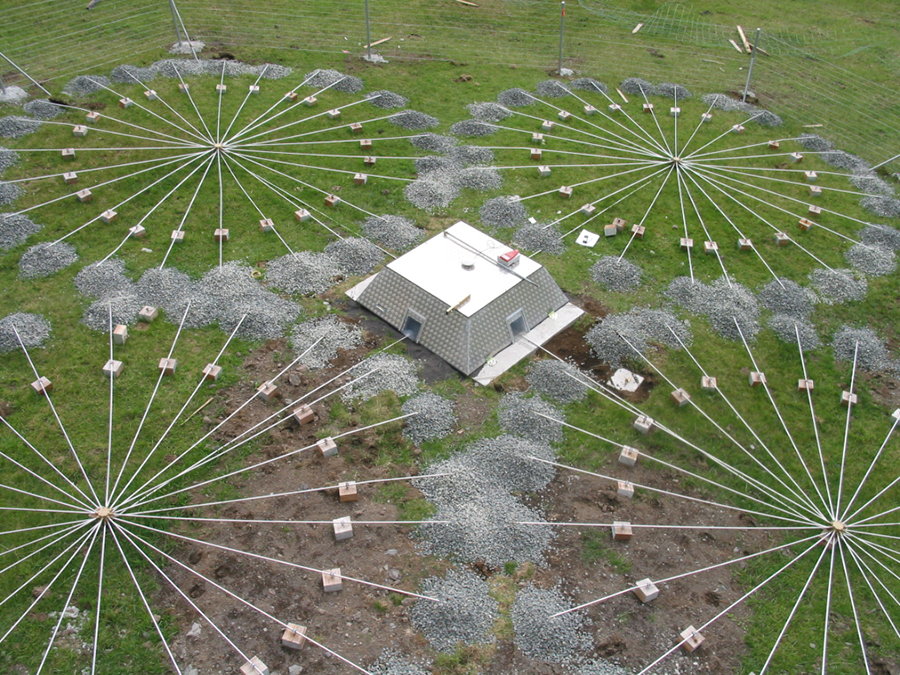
[500,250,520,264]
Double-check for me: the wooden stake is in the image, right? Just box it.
[737,25,751,53]
[729,39,744,53]
[364,36,393,48]
[180,397,214,426]
[632,23,643,34]
[616,88,629,103]
[454,0,479,5]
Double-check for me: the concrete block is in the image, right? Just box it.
[113,324,128,344]
[809,185,822,197]
[584,105,598,116]
[327,108,341,119]
[293,404,314,425]
[73,125,88,138]
[701,112,712,123]
[789,152,803,163]
[580,203,596,217]
[325,194,341,207]
[62,148,76,160]
[612,521,633,541]
[616,481,634,499]
[86,111,101,124]
[240,656,269,675]
[558,185,573,199]
[322,568,343,592]
[642,103,654,113]
[531,133,544,145]
[128,225,146,239]
[119,98,133,109]
[680,237,694,251]
[248,85,260,95]
[281,623,307,650]
[170,230,185,242]
[768,140,780,150]
[202,364,222,381]
[294,209,310,222]
[732,124,745,134]
[749,371,766,387]
[144,90,158,101]
[631,224,645,238]
[76,189,93,203]
[808,204,822,218]
[349,122,363,134]
[353,173,368,185]
[798,378,814,391]
[680,626,704,653]
[339,481,358,502]
[213,228,229,242]
[103,359,123,378]
[303,95,317,107]
[259,218,274,233]
[285,91,298,101]
[703,240,718,254]
[333,516,353,541]
[608,103,621,113]
[541,120,555,132]
[701,375,718,391]
[256,382,278,401]
[363,156,377,166]
[557,110,572,122]
[633,578,659,603]
[798,218,814,232]
[804,171,818,183]
[671,388,691,406]
[613,217,627,232]
[670,107,680,118]
[618,446,639,466]
[215,84,227,95]
[604,224,618,237]
[138,306,158,323]
[892,408,900,422]
[360,139,373,150]
[158,358,177,376]
[774,231,790,246]
[101,210,117,224]
[63,172,78,185]
[633,415,654,434]
[317,437,338,458]
[178,83,190,94]
[31,376,52,395]
[738,238,753,251]
[537,164,551,177]
[531,148,543,161]
[841,390,858,406]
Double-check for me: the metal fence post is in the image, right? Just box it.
[365,0,372,61]
[557,1,566,75]
[742,28,762,103]
[169,0,184,45]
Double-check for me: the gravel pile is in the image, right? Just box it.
[0,313,51,353]
[620,78,656,96]
[767,314,820,350]
[513,221,564,254]
[497,88,535,107]
[845,242,896,276]
[526,359,589,403]
[82,295,145,330]
[809,268,867,304]
[409,133,457,153]
[449,145,494,166]
[498,392,564,445]
[657,82,691,99]
[367,90,408,109]
[861,224,900,250]
[700,93,783,126]
[416,156,461,175]
[369,650,430,675]
[362,214,423,251]
[576,659,630,675]
[665,276,760,341]
[110,64,155,83]
[798,134,832,152]
[833,326,900,374]
[758,278,815,318]
[860,195,900,219]
[0,182,23,206]
[22,99,62,120]
[590,256,643,292]
[480,196,528,229]
[62,75,111,96]
[0,213,41,250]
[850,172,894,196]
[409,569,498,652]
[820,150,870,172]
[303,69,364,93]
[402,392,457,444]
[536,80,570,97]
[74,258,132,297]
[449,119,496,137]
[570,78,608,93]
[340,353,419,402]
[403,178,460,211]
[389,110,439,130]
[585,308,690,368]
[290,315,363,369]
[0,116,41,139]
[18,242,78,278]
[0,147,19,175]
[324,237,384,276]
[454,167,503,192]
[467,102,512,123]
[149,59,291,80]
[512,585,593,664]
[266,251,344,295]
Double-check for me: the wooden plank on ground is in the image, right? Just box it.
[455,0,479,6]
[632,23,643,34]
[729,39,744,53]
[364,36,392,48]
[616,88,629,103]
[737,25,752,53]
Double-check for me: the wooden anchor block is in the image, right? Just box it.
[293,404,315,425]
[31,376,52,396]
[338,481,358,502]
[240,656,269,675]
[202,363,222,381]
[213,228,229,242]
[611,521,633,541]
[558,185,573,199]
[634,578,659,603]
[76,188,93,203]
[670,388,691,406]
[322,568,343,592]
[642,103,654,113]
[103,359,123,378]
[137,306,158,323]
[158,358,177,376]
[680,626,704,653]
[679,237,694,251]
[749,371,767,387]
[281,623,307,650]
[294,209,310,222]
[841,390,858,406]
[333,516,353,541]
[258,218,274,233]
[701,375,718,391]
[617,481,634,499]
[798,378,814,391]
[72,125,88,138]
[256,381,278,401]
[618,446,639,466]
[113,324,128,344]
[632,415,654,434]
[317,437,337,457]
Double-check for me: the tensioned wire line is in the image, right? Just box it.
[672,95,720,158]
[839,415,900,523]
[89,527,106,675]
[169,63,215,141]
[0,521,88,566]
[158,153,218,269]
[674,157,695,281]
[618,164,676,259]
[232,149,417,183]
[636,89,673,157]
[234,110,425,149]
[676,163,732,285]
[219,64,270,140]
[681,111,767,158]
[516,161,668,202]
[836,538,873,675]
[1,149,203,185]
[844,541,900,644]
[834,342,861,518]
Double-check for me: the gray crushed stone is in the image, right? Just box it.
[0,147,19,175]
[18,242,78,278]
[512,584,593,664]
[324,237,384,276]
[449,145,494,166]
[845,243,896,276]
[0,182,23,206]
[700,93,782,126]
[575,659,630,675]
[0,116,42,139]
[290,315,362,369]
[151,59,290,80]
[818,149,870,172]
[0,313,51,353]
[467,102,512,123]
[409,133,457,153]
[62,75,111,96]
[367,90,409,109]
[758,278,815,318]
[416,156,461,175]
[74,258,132,297]
[657,82,691,99]
[480,196,528,229]
[454,167,503,191]
[535,80,570,98]
[369,649,430,675]
[590,256,643,292]
[498,392,564,445]
[620,78,656,96]
[797,134,832,152]
[409,569,498,652]
[0,213,41,250]
[497,88,535,107]
[340,353,419,402]
[860,195,900,219]
[850,172,894,196]
[449,119,496,137]
[303,69,364,93]
[833,326,899,374]
[513,221,564,254]
[585,308,690,368]
[809,268,867,304]
[526,359,589,403]
[266,251,344,295]
[665,276,760,341]
[389,110,439,130]
[404,178,460,211]
[362,215,423,251]
[22,99,63,120]
[402,392,457,444]
[767,314,821,350]
[110,64,155,83]
[570,78,607,93]
[861,224,900,250]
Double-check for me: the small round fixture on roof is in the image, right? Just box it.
[461,258,476,270]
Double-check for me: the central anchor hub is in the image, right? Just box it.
[92,506,115,521]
